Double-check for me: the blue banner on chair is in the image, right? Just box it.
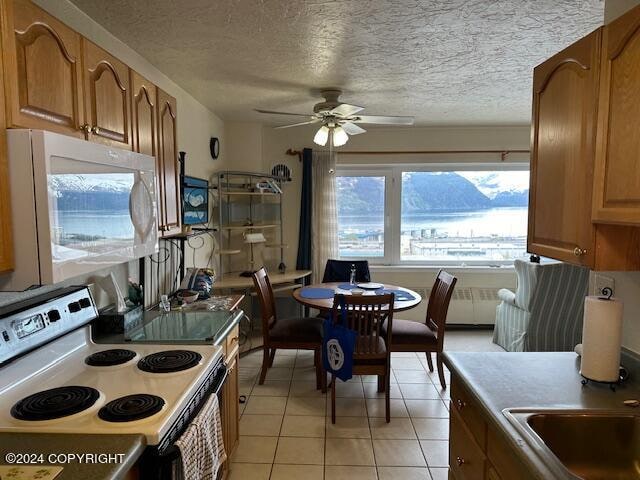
[322,295,356,382]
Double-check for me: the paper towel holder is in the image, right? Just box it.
[600,287,613,300]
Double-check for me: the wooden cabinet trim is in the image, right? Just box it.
[534,58,590,93]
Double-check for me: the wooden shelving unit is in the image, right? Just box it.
[214,171,288,280]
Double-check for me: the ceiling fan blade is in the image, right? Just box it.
[329,103,365,117]
[352,115,414,125]
[274,119,321,129]
[254,109,311,117]
[341,122,366,135]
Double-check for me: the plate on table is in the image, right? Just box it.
[357,282,383,290]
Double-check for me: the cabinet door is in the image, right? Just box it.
[450,409,486,480]
[157,88,181,236]
[593,4,640,224]
[1,0,84,136]
[528,29,601,266]
[130,70,161,226]
[0,30,12,273]
[222,355,239,458]
[82,39,132,149]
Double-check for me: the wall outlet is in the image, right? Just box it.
[593,273,615,296]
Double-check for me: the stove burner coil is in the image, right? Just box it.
[137,350,202,373]
[11,386,100,421]
[85,349,136,367]
[98,394,165,422]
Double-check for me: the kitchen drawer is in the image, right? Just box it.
[225,325,239,361]
[451,376,487,449]
[450,408,486,480]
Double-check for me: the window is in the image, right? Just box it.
[336,173,388,259]
[336,166,530,266]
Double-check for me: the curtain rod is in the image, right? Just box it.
[338,149,529,161]
[286,149,530,161]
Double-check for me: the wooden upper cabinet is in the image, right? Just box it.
[130,70,157,157]
[157,88,180,236]
[130,70,162,231]
[1,0,84,136]
[82,40,132,149]
[593,4,640,225]
[528,29,601,267]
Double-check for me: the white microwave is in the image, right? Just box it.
[0,130,158,291]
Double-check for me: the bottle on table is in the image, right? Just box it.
[349,264,356,286]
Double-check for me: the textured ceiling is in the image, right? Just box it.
[70,0,604,125]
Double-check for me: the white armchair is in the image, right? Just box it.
[493,259,589,352]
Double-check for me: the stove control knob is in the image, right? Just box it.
[68,302,81,313]
[48,309,61,322]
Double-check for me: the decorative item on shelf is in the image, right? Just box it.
[179,268,216,299]
[240,233,266,277]
[210,137,220,160]
[580,287,625,390]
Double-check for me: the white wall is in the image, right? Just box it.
[0,0,226,309]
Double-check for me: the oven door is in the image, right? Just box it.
[139,358,228,480]
[32,129,158,284]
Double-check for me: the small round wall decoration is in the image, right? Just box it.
[210,137,220,160]
[271,164,291,181]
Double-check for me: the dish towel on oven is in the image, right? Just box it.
[175,394,226,480]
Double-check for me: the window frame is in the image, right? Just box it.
[335,162,530,267]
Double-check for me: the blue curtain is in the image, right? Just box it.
[296,148,313,270]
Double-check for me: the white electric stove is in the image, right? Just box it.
[0,286,226,472]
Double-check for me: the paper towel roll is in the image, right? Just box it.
[580,295,624,383]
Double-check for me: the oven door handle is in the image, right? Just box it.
[212,367,228,397]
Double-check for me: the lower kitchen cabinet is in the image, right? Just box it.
[449,375,535,480]
[0,29,12,273]
[221,324,240,473]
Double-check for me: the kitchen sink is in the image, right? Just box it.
[504,409,640,480]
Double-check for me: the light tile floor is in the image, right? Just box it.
[230,330,501,479]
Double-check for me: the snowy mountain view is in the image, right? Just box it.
[337,170,530,262]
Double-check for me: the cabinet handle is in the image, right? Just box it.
[573,247,587,257]
[455,398,466,410]
[79,124,91,133]
[456,456,465,466]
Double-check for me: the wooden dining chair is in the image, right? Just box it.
[252,267,325,391]
[385,270,457,389]
[329,293,395,423]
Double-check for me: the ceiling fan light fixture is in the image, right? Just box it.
[313,125,329,146]
[332,125,349,147]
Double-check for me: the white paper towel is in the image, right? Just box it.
[580,295,624,383]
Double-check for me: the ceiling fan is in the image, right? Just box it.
[255,89,414,147]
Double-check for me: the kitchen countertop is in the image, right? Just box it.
[94,308,243,346]
[0,433,145,480]
[443,352,640,480]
